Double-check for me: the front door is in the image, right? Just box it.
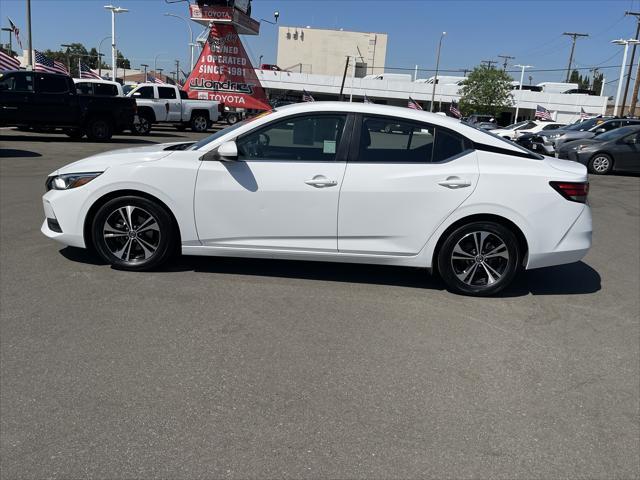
[32,73,79,125]
[338,115,479,255]
[194,113,349,251]
[0,72,34,125]
[157,86,181,122]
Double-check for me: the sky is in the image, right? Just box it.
[1,0,638,98]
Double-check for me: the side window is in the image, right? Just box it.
[179,90,189,99]
[0,74,16,91]
[433,128,469,162]
[75,82,93,95]
[158,87,176,99]
[95,83,118,96]
[133,86,155,99]
[37,75,68,93]
[517,121,537,130]
[601,121,618,131]
[359,116,434,162]
[237,114,346,161]
[543,124,562,130]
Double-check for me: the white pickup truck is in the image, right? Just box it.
[127,83,222,134]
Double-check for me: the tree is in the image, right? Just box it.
[458,65,513,116]
[116,50,130,69]
[569,69,589,89]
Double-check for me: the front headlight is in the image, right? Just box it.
[46,172,102,191]
[577,144,592,151]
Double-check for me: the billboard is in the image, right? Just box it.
[183,23,270,110]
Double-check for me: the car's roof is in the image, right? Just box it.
[72,78,120,85]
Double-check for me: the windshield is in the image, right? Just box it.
[189,111,274,151]
[594,127,636,142]
[503,120,530,130]
[467,123,543,159]
[566,118,600,131]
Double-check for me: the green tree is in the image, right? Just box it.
[116,50,130,69]
[458,65,513,116]
[569,69,589,89]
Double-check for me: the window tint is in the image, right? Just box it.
[433,128,469,162]
[179,89,188,99]
[75,82,93,95]
[134,86,154,99]
[0,73,34,92]
[359,116,434,162]
[37,74,68,93]
[94,83,118,96]
[237,114,346,161]
[517,121,537,130]
[542,124,564,130]
[158,87,176,99]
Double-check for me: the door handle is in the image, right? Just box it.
[438,176,471,189]
[305,175,338,188]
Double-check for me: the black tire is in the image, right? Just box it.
[437,221,520,296]
[86,117,113,141]
[587,153,613,175]
[64,128,84,139]
[175,124,187,131]
[91,196,176,271]
[190,113,209,132]
[226,113,239,125]
[132,113,152,135]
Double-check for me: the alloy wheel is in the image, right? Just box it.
[193,116,208,132]
[591,155,610,173]
[450,230,510,287]
[102,205,161,263]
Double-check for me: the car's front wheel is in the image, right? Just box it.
[588,153,613,175]
[437,221,520,296]
[92,196,176,271]
[190,114,209,132]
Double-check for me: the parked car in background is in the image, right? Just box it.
[127,83,221,134]
[554,118,640,151]
[464,114,495,125]
[490,120,566,141]
[475,121,498,130]
[557,125,640,174]
[73,78,124,97]
[41,102,591,297]
[0,70,136,140]
[259,64,281,71]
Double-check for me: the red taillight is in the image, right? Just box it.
[550,181,589,203]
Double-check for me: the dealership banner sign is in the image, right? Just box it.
[184,23,270,110]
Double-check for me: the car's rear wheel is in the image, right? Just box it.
[226,112,239,125]
[92,196,176,271]
[588,153,613,175]
[132,114,152,135]
[191,114,209,132]
[437,221,520,296]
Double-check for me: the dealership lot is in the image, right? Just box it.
[1,127,638,478]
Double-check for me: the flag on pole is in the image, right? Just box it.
[0,50,21,71]
[79,62,101,79]
[408,97,423,110]
[363,93,373,104]
[580,107,589,120]
[7,18,22,50]
[35,50,69,75]
[302,89,315,102]
[535,104,552,120]
[449,100,462,118]
[148,75,165,84]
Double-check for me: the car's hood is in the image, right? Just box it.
[559,138,600,151]
[52,142,186,175]
[561,131,595,141]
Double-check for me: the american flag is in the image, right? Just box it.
[148,75,165,84]
[449,100,461,118]
[35,50,69,75]
[408,97,422,110]
[535,104,552,120]
[363,93,373,103]
[580,107,589,120]
[302,89,314,102]
[7,18,23,50]
[79,62,101,79]
[0,50,21,71]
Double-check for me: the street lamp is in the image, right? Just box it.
[611,38,640,116]
[514,64,533,122]
[154,52,167,77]
[104,5,129,81]
[141,63,149,82]
[430,31,446,112]
[164,13,194,73]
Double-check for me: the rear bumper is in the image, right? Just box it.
[526,205,592,269]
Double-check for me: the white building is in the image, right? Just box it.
[276,26,387,77]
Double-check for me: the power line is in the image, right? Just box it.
[563,32,589,81]
[497,54,515,71]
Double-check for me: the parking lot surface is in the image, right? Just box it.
[1,127,639,479]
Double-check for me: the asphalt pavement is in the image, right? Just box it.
[1,126,638,479]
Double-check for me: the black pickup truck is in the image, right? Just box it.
[0,70,136,141]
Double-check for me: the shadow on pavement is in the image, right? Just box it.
[60,247,600,296]
[0,134,160,144]
[0,149,42,158]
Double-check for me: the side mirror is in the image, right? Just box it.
[201,140,238,162]
[595,128,606,134]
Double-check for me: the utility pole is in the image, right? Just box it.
[563,32,589,82]
[175,59,180,84]
[629,59,640,116]
[498,54,515,71]
[621,12,640,116]
[481,60,497,68]
[338,55,350,101]
[588,67,599,90]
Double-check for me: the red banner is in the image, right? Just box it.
[183,23,270,111]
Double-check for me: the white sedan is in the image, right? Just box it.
[41,102,592,296]
[492,120,566,140]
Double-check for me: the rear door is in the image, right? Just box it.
[157,86,181,122]
[32,74,79,125]
[338,115,479,255]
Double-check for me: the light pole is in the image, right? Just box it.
[611,38,640,116]
[97,35,111,77]
[61,43,73,73]
[164,13,194,72]
[514,64,532,122]
[141,63,149,82]
[1,27,12,55]
[26,0,33,69]
[154,52,167,77]
[104,5,129,81]
[430,31,446,112]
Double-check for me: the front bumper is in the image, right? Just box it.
[41,191,87,248]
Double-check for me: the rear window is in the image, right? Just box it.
[75,82,93,95]
[158,87,176,99]
[94,83,119,96]
[38,74,68,93]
